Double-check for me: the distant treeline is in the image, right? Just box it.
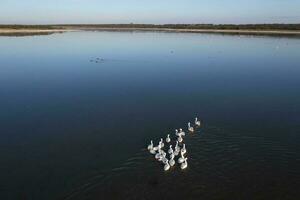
[0,32,56,37]
[60,23,300,30]
[1,24,300,30]
[0,25,61,29]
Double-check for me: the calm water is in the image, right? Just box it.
[0,31,300,200]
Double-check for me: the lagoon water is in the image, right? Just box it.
[0,31,300,200]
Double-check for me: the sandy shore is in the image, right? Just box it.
[78,27,300,35]
[1,27,300,36]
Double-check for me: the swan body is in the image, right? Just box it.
[147,140,153,150]
[159,138,164,148]
[175,129,179,136]
[155,152,161,159]
[195,117,201,126]
[178,135,183,143]
[166,134,171,143]
[188,122,194,132]
[169,153,175,165]
[178,152,185,164]
[150,149,156,154]
[169,158,175,166]
[168,145,173,154]
[188,127,194,132]
[181,158,188,169]
[155,149,162,160]
[174,143,180,156]
[164,161,170,171]
[174,149,180,156]
[155,152,161,160]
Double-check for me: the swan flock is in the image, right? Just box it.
[147,117,201,171]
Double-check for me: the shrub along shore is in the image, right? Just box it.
[1,24,300,36]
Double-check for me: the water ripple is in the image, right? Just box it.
[63,125,300,200]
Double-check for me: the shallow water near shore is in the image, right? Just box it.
[0,31,300,200]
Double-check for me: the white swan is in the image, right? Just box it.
[181,144,186,155]
[164,161,170,171]
[174,141,180,153]
[181,158,188,169]
[155,149,162,160]
[175,141,179,149]
[168,145,173,154]
[188,122,194,132]
[161,150,167,157]
[178,152,185,164]
[195,117,201,126]
[179,128,185,136]
[169,158,175,166]
[147,140,153,150]
[162,156,168,164]
[158,151,166,162]
[159,138,164,148]
[170,153,175,160]
[152,145,159,151]
[175,129,179,136]
[174,149,180,156]
[178,135,183,143]
[169,153,175,166]
[166,134,171,143]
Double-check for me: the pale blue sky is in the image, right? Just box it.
[1,0,300,24]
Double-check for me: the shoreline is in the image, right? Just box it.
[0,29,74,33]
[1,27,300,36]
[77,27,300,36]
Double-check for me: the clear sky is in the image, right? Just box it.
[1,0,300,24]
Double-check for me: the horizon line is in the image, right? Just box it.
[1,23,300,26]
